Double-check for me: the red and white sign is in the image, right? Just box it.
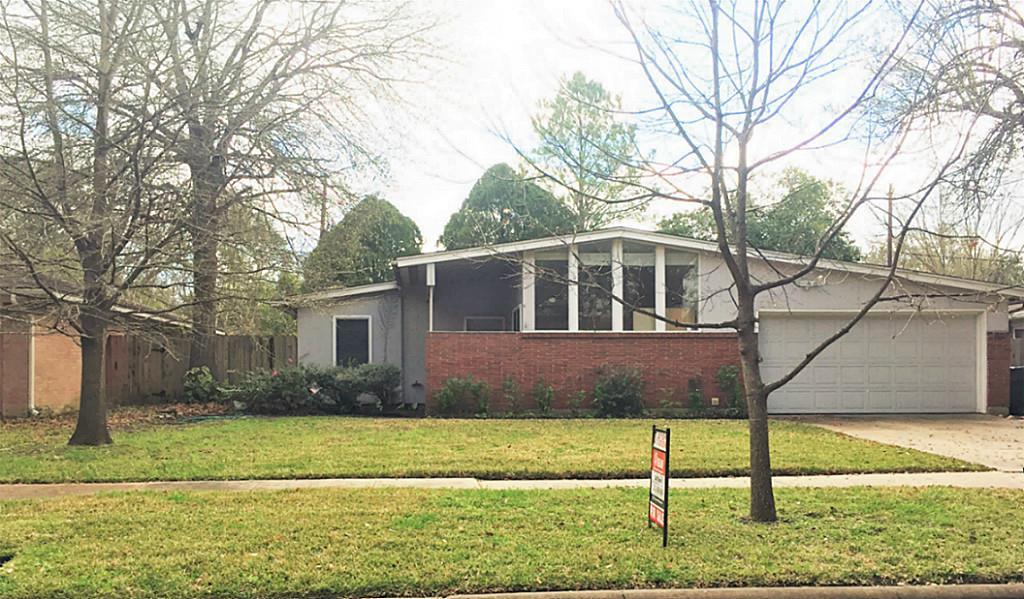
[648,501,665,527]
[648,426,671,546]
[653,430,668,452]
[650,447,667,501]
[651,448,667,475]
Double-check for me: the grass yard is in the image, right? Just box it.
[1,486,1022,598]
[0,416,980,483]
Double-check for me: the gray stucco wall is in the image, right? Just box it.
[401,278,429,405]
[296,291,402,368]
[696,252,1009,331]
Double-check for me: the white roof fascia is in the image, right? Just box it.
[288,281,399,305]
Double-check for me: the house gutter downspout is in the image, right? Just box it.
[27,317,35,413]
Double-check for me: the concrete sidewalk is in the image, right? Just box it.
[2,470,1023,500]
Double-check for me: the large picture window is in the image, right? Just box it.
[335,317,370,366]
[623,243,656,331]
[666,249,698,329]
[534,250,568,330]
[578,241,613,331]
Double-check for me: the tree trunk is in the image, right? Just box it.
[68,312,112,446]
[189,224,218,370]
[188,159,223,371]
[736,299,777,522]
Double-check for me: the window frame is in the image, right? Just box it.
[332,315,373,366]
[521,241,702,333]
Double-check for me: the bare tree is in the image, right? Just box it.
[0,0,189,444]
[512,1,980,522]
[140,0,434,370]
[868,191,1024,284]
[886,0,1024,207]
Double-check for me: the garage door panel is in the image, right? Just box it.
[836,365,863,384]
[894,367,920,385]
[813,366,838,385]
[771,389,815,412]
[867,365,892,384]
[840,389,867,410]
[895,390,922,409]
[761,313,978,414]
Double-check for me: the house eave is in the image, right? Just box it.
[394,226,1024,300]
[285,281,400,306]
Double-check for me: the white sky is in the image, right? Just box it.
[349,0,951,253]
[371,0,637,250]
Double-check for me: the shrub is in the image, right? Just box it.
[593,366,645,417]
[335,363,402,409]
[568,390,587,417]
[434,377,490,415]
[228,363,402,416]
[183,366,220,404]
[229,366,341,415]
[687,377,705,415]
[531,379,554,414]
[502,376,522,414]
[716,364,746,416]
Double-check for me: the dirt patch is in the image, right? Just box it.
[2,403,235,433]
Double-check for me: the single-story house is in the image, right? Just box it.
[293,227,1024,415]
[0,271,188,418]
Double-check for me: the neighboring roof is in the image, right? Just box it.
[394,226,1024,299]
[0,266,189,328]
[286,281,399,306]
[0,269,79,297]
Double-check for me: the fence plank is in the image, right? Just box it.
[106,335,296,405]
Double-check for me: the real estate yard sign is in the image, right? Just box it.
[648,425,670,547]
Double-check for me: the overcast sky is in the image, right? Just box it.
[349,0,934,253]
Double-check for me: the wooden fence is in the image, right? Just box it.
[105,334,297,405]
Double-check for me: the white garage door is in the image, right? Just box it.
[760,312,979,414]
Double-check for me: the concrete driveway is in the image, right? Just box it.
[803,415,1024,472]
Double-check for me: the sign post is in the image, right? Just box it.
[648,425,670,547]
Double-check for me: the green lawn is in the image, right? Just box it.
[0,417,980,483]
[1,487,1022,598]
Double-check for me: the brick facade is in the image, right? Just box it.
[33,327,82,413]
[987,331,1010,414]
[0,319,31,419]
[426,330,1013,415]
[425,332,741,413]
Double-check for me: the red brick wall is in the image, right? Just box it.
[33,326,81,413]
[425,332,741,413]
[987,331,1010,413]
[0,319,31,419]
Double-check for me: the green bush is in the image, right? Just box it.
[228,363,401,415]
[716,364,746,416]
[593,366,645,417]
[183,366,220,404]
[531,379,554,414]
[434,377,490,415]
[687,377,705,415]
[335,363,402,409]
[502,376,522,414]
[568,390,587,417]
[228,367,337,415]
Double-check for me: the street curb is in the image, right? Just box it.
[441,584,1024,599]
